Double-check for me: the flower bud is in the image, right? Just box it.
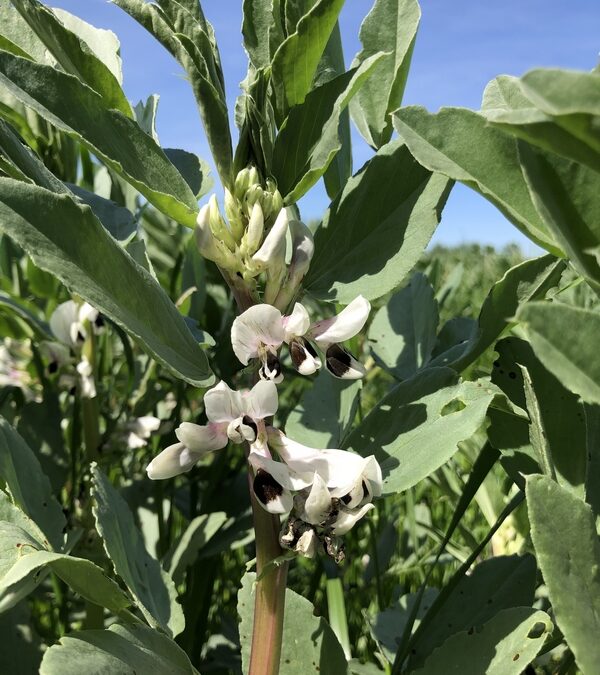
[224,188,244,241]
[208,195,236,251]
[234,167,251,199]
[195,204,237,269]
[251,207,289,271]
[241,202,264,256]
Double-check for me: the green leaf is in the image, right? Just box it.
[10,0,131,116]
[91,465,185,637]
[317,22,352,199]
[271,0,345,121]
[51,8,124,84]
[40,623,195,675]
[163,148,207,198]
[490,337,586,493]
[238,572,348,674]
[483,69,600,173]
[517,301,600,404]
[415,607,552,675]
[305,139,451,302]
[527,474,600,674]
[166,511,228,584]
[407,555,536,669]
[584,404,600,528]
[0,521,130,614]
[393,106,561,253]
[0,179,212,386]
[0,0,50,63]
[368,272,438,379]
[66,184,137,242]
[0,51,198,226]
[273,52,384,202]
[285,370,361,447]
[430,254,566,372]
[113,0,233,187]
[242,0,273,69]
[0,416,65,551]
[0,117,65,192]
[344,368,496,494]
[0,601,42,674]
[518,141,600,292]
[350,0,420,149]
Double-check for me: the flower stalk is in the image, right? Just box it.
[247,469,289,675]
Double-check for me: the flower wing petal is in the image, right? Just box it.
[204,381,244,422]
[245,379,279,420]
[175,421,228,453]
[312,295,371,345]
[147,442,204,479]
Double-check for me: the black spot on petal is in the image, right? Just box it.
[253,469,283,506]
[325,344,352,377]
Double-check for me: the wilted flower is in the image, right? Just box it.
[230,295,371,380]
[146,380,278,479]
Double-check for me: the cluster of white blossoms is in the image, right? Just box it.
[147,185,383,561]
[48,299,105,398]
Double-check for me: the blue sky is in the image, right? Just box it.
[50,0,599,252]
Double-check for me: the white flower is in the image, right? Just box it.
[230,305,285,382]
[267,428,382,508]
[76,356,96,399]
[230,295,371,380]
[125,415,161,449]
[147,380,278,480]
[310,295,371,379]
[49,300,103,348]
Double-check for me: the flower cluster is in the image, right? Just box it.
[147,179,382,561]
[48,300,105,398]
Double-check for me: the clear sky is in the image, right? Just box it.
[48,0,599,253]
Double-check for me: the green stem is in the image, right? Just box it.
[227,269,287,675]
[247,486,288,675]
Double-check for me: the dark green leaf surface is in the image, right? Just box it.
[305,139,451,302]
[350,0,420,148]
[0,179,212,386]
[0,416,65,551]
[527,474,600,674]
[0,51,198,225]
[517,301,600,404]
[393,106,561,253]
[91,465,185,637]
[40,624,195,675]
[271,0,345,121]
[345,368,496,494]
[415,607,552,675]
[368,272,438,379]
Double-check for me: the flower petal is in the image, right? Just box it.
[282,303,311,342]
[49,300,81,346]
[252,467,294,514]
[204,381,244,422]
[131,415,161,437]
[289,338,321,376]
[231,305,285,365]
[251,207,289,269]
[146,442,204,479]
[175,421,228,453]
[333,503,375,535]
[249,450,312,491]
[244,379,279,420]
[325,344,366,379]
[312,295,371,345]
[303,473,332,525]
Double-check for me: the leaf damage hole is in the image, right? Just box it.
[527,622,547,639]
[441,398,466,416]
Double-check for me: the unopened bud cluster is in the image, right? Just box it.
[195,168,312,306]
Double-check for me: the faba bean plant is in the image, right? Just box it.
[0,0,598,673]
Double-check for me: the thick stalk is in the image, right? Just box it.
[226,267,288,675]
[248,480,288,675]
